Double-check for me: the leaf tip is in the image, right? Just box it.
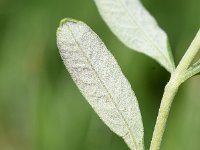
[59,18,78,26]
[57,18,79,33]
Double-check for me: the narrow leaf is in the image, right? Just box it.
[57,18,144,150]
[94,0,175,72]
[184,59,200,81]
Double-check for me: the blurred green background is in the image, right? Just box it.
[0,0,200,149]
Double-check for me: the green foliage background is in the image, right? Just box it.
[0,0,200,149]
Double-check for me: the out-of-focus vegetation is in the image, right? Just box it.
[0,0,200,150]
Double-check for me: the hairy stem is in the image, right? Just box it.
[150,28,200,150]
[176,29,200,73]
[149,73,181,150]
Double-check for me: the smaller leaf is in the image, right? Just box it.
[94,0,175,72]
[57,18,144,150]
[184,59,200,81]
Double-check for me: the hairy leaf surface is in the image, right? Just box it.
[57,18,144,150]
[184,59,200,81]
[94,0,175,72]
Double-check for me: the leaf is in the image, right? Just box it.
[57,18,144,150]
[183,59,200,81]
[94,0,175,72]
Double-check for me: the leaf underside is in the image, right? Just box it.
[185,59,200,80]
[57,18,144,150]
[94,0,175,72]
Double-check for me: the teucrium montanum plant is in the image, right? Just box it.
[56,0,200,149]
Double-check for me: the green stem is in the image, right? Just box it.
[150,28,200,150]
[149,73,181,150]
[176,29,200,73]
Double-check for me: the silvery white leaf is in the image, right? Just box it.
[57,18,144,150]
[94,0,175,72]
[184,59,200,81]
